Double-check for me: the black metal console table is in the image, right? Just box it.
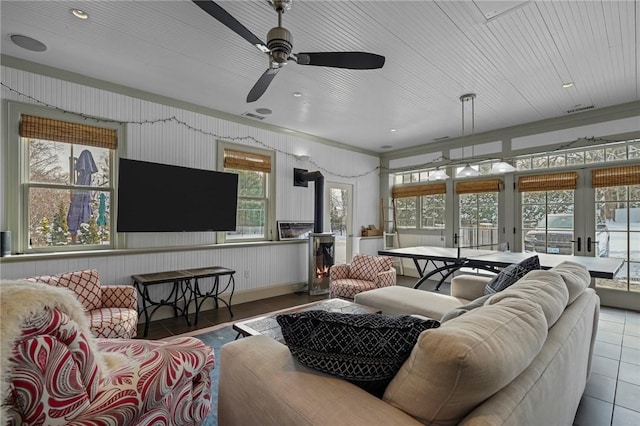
[132,270,194,338]
[133,266,236,337]
[183,266,235,325]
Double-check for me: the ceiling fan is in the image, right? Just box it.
[193,0,385,103]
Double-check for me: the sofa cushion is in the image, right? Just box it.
[484,255,540,295]
[28,270,103,311]
[329,278,377,300]
[355,286,466,319]
[350,255,393,281]
[440,294,492,322]
[487,269,569,328]
[383,298,547,426]
[551,261,591,304]
[276,310,440,396]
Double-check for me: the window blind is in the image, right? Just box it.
[518,172,578,192]
[223,149,272,173]
[592,165,640,188]
[20,115,117,149]
[456,179,502,194]
[392,182,446,198]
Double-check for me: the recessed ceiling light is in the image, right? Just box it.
[10,34,47,52]
[390,128,397,133]
[255,108,272,115]
[71,9,89,19]
[292,92,302,97]
[381,145,393,149]
[562,82,574,89]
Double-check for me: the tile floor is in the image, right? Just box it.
[574,306,640,426]
[137,276,639,425]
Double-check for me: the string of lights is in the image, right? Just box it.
[2,82,630,179]
[1,82,379,179]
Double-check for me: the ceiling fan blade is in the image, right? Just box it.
[193,1,269,52]
[296,52,385,69]
[247,68,281,103]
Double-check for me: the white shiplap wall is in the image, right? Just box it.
[0,65,380,306]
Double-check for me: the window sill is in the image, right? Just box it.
[0,239,307,263]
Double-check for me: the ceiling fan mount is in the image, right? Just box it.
[266,26,292,65]
[193,0,385,102]
[267,0,293,13]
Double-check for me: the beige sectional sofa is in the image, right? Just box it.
[218,261,598,426]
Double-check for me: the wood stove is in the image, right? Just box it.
[294,168,335,295]
[309,232,335,295]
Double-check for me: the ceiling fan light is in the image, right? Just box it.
[429,169,449,181]
[459,164,479,177]
[491,161,516,174]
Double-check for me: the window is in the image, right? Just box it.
[456,179,501,249]
[218,142,274,242]
[515,139,639,171]
[12,111,120,252]
[391,182,446,230]
[421,194,445,228]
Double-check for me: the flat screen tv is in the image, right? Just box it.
[117,158,238,232]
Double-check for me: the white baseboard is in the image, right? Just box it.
[138,281,306,323]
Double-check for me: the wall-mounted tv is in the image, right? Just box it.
[117,158,238,232]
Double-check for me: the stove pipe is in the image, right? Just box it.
[294,169,324,233]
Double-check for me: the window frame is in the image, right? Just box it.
[392,181,446,230]
[216,141,275,243]
[6,101,125,254]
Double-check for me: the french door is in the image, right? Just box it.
[326,183,353,265]
[516,168,639,294]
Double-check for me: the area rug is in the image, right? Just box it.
[167,323,238,426]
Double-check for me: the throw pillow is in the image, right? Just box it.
[27,269,103,311]
[276,310,440,397]
[349,255,393,281]
[484,255,540,296]
[440,294,492,322]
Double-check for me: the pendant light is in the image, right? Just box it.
[491,160,516,174]
[428,168,449,181]
[457,93,479,178]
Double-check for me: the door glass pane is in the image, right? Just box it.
[595,185,640,292]
[459,193,498,249]
[523,190,575,255]
[330,187,348,265]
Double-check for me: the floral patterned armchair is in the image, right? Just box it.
[0,280,214,425]
[26,269,138,339]
[329,254,396,301]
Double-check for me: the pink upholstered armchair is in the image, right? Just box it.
[0,280,214,425]
[26,269,138,339]
[329,254,397,301]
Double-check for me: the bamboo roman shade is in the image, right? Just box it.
[592,165,640,188]
[20,115,117,149]
[456,179,502,194]
[518,172,578,192]
[392,182,446,198]
[223,149,272,173]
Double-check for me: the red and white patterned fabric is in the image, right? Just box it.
[28,269,103,311]
[329,255,397,301]
[349,255,393,281]
[27,270,138,339]
[4,305,214,425]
